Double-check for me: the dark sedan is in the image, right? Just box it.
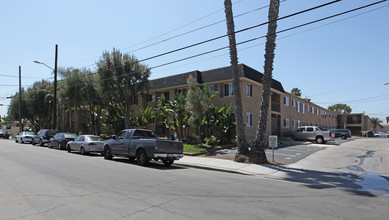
[48,133,77,150]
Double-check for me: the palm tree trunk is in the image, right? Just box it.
[224,0,250,162]
[251,0,280,164]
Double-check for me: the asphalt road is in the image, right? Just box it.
[1,139,388,219]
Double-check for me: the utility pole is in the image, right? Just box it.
[53,44,58,130]
[19,66,22,132]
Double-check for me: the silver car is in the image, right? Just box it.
[15,131,36,143]
[66,135,105,155]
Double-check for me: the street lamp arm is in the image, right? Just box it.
[384,82,389,85]
[33,60,54,71]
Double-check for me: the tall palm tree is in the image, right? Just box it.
[224,0,250,162]
[370,117,382,132]
[251,0,280,164]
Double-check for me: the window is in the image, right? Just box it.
[246,83,253,97]
[302,103,306,114]
[292,99,296,106]
[224,83,233,96]
[163,92,170,101]
[311,106,314,113]
[297,120,301,127]
[292,120,295,127]
[130,96,138,105]
[307,127,314,132]
[209,85,215,94]
[148,94,155,102]
[316,108,319,115]
[297,101,301,112]
[283,96,289,106]
[175,88,187,96]
[246,112,253,127]
[283,118,290,128]
[148,118,155,124]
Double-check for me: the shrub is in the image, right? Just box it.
[204,135,218,146]
[186,134,200,145]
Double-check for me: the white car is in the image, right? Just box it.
[66,135,105,155]
[15,131,37,143]
[375,132,389,138]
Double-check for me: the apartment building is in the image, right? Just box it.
[280,93,337,137]
[337,113,370,135]
[132,64,337,142]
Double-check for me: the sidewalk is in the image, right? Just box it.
[175,155,280,176]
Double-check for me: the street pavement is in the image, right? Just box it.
[1,137,389,219]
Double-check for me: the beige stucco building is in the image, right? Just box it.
[131,64,337,142]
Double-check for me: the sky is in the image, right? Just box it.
[1,0,389,123]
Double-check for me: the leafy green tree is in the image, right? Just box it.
[206,105,236,144]
[154,94,174,138]
[252,0,280,164]
[328,103,352,114]
[224,0,250,161]
[96,48,150,129]
[291,88,302,97]
[167,93,189,140]
[370,117,382,132]
[135,107,156,128]
[187,76,214,141]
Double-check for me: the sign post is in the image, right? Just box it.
[269,135,278,162]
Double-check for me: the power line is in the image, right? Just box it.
[150,0,387,69]
[59,0,387,85]
[62,0,245,64]
[127,1,288,54]
[138,0,342,63]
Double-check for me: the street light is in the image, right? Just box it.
[34,44,58,130]
[384,82,389,85]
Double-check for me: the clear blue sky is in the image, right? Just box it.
[1,0,389,123]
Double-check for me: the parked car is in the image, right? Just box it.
[375,132,389,138]
[33,129,59,146]
[15,131,36,143]
[104,129,183,166]
[48,133,77,150]
[0,130,10,139]
[66,135,105,155]
[291,126,335,144]
[331,129,352,140]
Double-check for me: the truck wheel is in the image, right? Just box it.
[15,138,18,143]
[341,135,347,140]
[80,147,87,155]
[136,149,149,166]
[39,139,44,146]
[163,160,174,166]
[316,137,324,144]
[104,146,112,160]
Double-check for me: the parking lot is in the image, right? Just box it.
[204,138,356,164]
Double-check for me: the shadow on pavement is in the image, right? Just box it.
[111,158,187,170]
[264,165,376,197]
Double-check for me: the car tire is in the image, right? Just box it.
[21,138,24,144]
[316,136,324,144]
[80,147,86,155]
[32,140,36,145]
[48,142,52,148]
[136,149,149,166]
[104,146,112,160]
[341,135,347,140]
[15,138,18,143]
[163,159,174,166]
[39,139,44,146]
[58,142,62,150]
[67,144,71,153]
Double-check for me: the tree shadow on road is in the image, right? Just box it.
[263,165,377,197]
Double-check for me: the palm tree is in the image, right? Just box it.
[370,117,382,132]
[224,0,250,162]
[251,0,280,164]
[291,88,301,97]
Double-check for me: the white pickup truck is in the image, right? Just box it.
[291,126,335,144]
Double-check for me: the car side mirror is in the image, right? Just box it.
[112,135,117,140]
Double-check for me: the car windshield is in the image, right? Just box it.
[64,133,77,138]
[47,130,58,136]
[133,130,157,138]
[87,136,104,141]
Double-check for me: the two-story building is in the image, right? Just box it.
[131,64,337,142]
